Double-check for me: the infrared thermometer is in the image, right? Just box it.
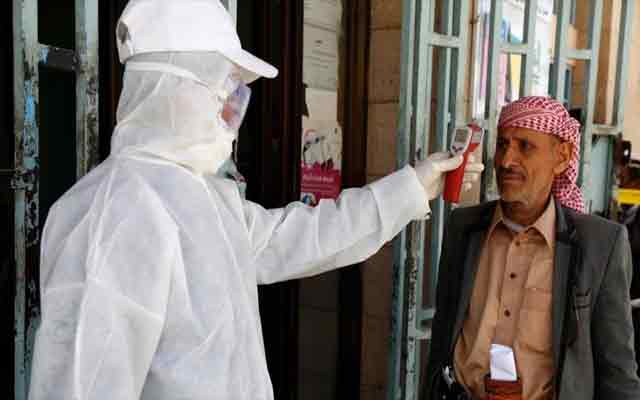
[443,124,484,203]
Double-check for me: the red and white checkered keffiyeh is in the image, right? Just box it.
[497,96,585,213]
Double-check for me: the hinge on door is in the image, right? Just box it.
[0,169,35,191]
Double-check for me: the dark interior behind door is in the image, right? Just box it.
[237,3,303,399]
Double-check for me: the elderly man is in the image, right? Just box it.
[424,96,640,399]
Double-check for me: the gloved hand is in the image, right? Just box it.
[415,152,464,200]
[415,152,486,200]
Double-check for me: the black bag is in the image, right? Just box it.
[430,365,472,400]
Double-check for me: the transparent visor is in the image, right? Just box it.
[125,61,252,132]
[220,78,251,132]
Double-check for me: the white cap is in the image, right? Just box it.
[116,0,279,83]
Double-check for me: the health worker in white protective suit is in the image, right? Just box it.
[28,1,483,399]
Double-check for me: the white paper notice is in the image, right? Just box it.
[304,0,342,31]
[490,344,518,382]
[303,24,339,91]
[306,88,338,121]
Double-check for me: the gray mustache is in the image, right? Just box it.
[497,168,525,179]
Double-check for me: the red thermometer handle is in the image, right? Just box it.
[443,143,479,203]
[444,123,483,203]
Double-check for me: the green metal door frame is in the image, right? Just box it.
[12,1,99,399]
[590,0,636,215]
[549,0,604,209]
[388,1,471,399]
[390,1,635,399]
[483,0,542,201]
[482,0,635,208]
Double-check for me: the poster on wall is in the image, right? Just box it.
[300,88,342,206]
[301,120,343,206]
[302,1,342,205]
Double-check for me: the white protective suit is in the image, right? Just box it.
[28,51,442,399]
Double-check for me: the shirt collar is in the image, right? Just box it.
[489,199,556,247]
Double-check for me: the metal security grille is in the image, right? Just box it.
[482,0,635,211]
[482,0,545,201]
[12,1,99,399]
[388,1,471,399]
[389,1,635,399]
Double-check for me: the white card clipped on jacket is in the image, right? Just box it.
[490,344,518,381]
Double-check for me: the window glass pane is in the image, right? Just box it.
[532,0,554,95]
[567,61,586,117]
[572,0,593,50]
[570,0,578,25]
[472,0,491,119]
[472,0,555,119]
[499,53,524,104]
[503,0,525,44]
[434,0,458,37]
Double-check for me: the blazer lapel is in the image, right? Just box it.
[552,199,572,371]
[451,208,493,350]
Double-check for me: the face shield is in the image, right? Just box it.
[219,75,252,132]
[125,58,251,134]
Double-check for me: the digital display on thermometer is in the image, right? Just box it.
[451,128,473,155]
[444,124,484,203]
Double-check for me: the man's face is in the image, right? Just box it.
[495,126,572,209]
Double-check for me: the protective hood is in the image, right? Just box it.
[111,52,239,175]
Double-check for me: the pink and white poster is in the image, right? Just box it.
[300,120,342,206]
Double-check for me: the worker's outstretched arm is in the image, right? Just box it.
[247,153,463,284]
